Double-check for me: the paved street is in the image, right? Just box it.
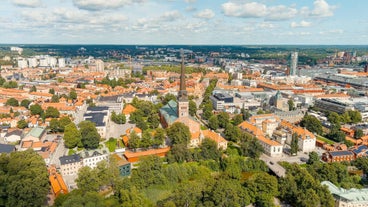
[260,154,286,177]
[106,121,135,139]
[49,137,67,168]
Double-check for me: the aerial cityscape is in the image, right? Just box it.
[1,0,368,207]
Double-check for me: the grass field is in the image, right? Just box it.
[316,135,335,145]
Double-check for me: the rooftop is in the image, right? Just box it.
[59,154,81,165]
[322,181,368,203]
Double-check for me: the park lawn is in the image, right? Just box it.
[105,138,117,152]
[316,135,335,145]
[142,184,175,204]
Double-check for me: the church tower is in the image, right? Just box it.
[177,51,189,118]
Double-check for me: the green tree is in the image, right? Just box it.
[119,187,152,207]
[300,114,323,135]
[354,128,364,139]
[242,108,251,121]
[224,123,241,142]
[152,128,165,148]
[17,119,28,129]
[208,115,219,130]
[130,155,166,188]
[290,133,299,155]
[29,104,43,116]
[78,121,100,149]
[59,116,72,132]
[29,85,37,92]
[69,89,77,100]
[232,114,244,126]
[0,76,5,86]
[20,99,31,108]
[64,123,82,148]
[51,94,59,103]
[166,122,191,146]
[288,99,295,111]
[200,138,221,161]
[348,110,362,124]
[189,100,197,117]
[128,131,140,151]
[326,127,346,142]
[49,88,55,95]
[49,118,59,133]
[245,172,279,206]
[111,111,126,124]
[217,112,230,128]
[129,110,144,124]
[6,98,19,107]
[147,113,159,129]
[307,151,320,165]
[3,81,18,88]
[211,178,251,207]
[140,131,152,149]
[166,144,191,163]
[240,136,264,159]
[76,166,101,192]
[328,112,341,126]
[4,150,49,207]
[45,106,60,118]
[202,102,213,120]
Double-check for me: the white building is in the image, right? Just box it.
[17,58,28,69]
[80,150,109,169]
[58,58,66,68]
[28,58,38,68]
[49,57,57,68]
[95,59,104,72]
[39,57,48,67]
[59,154,83,176]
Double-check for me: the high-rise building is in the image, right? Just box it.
[95,59,104,72]
[17,58,28,69]
[49,57,57,68]
[28,58,38,68]
[58,58,65,68]
[177,52,189,118]
[290,52,298,76]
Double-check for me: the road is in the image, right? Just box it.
[106,121,135,139]
[260,154,286,177]
[49,137,67,168]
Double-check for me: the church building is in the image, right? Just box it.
[159,53,202,147]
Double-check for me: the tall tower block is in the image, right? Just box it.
[290,52,298,76]
[177,51,189,118]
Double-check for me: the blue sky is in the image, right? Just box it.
[0,0,367,44]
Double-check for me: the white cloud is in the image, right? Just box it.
[12,0,42,8]
[301,0,335,17]
[159,10,181,21]
[319,29,343,35]
[266,5,297,21]
[184,0,196,3]
[311,0,334,17]
[185,6,196,12]
[258,22,276,29]
[195,9,215,19]
[73,0,147,11]
[290,20,312,28]
[222,2,267,18]
[222,2,296,20]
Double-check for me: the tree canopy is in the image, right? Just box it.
[166,122,191,146]
[78,121,101,149]
[0,150,49,207]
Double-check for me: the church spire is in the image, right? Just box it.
[178,50,187,101]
